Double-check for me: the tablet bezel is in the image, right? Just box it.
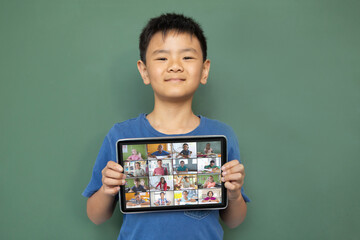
[116,135,227,214]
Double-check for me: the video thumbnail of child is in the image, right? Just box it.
[172,142,197,159]
[126,192,150,208]
[173,158,198,174]
[197,174,221,189]
[173,174,198,190]
[149,175,174,191]
[148,159,173,176]
[198,188,222,204]
[174,190,198,205]
[196,141,222,158]
[125,177,149,193]
[122,144,147,161]
[147,143,173,160]
[150,191,174,207]
[197,158,221,173]
[124,160,148,177]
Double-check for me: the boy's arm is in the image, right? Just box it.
[87,187,117,224]
[86,161,126,225]
[219,160,247,229]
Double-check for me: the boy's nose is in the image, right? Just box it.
[167,59,183,72]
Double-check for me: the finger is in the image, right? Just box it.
[106,161,123,172]
[224,181,243,191]
[221,160,240,171]
[224,181,239,191]
[222,164,244,176]
[103,177,126,186]
[102,185,120,196]
[103,169,126,179]
[221,172,243,182]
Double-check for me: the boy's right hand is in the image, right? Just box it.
[101,161,126,196]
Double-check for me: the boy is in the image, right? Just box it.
[205,159,221,172]
[83,13,249,239]
[149,144,171,158]
[129,178,147,193]
[176,143,192,158]
[127,193,150,207]
[154,192,172,206]
[152,159,168,176]
[177,190,196,204]
[176,160,188,173]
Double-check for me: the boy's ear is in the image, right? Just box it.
[200,59,211,85]
[137,60,150,85]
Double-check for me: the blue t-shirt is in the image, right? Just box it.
[151,150,170,156]
[179,149,191,156]
[177,165,188,171]
[82,113,250,240]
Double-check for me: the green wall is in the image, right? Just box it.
[1,0,359,239]
[122,144,147,160]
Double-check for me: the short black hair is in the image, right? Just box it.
[139,13,207,64]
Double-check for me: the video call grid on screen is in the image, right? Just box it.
[117,136,227,213]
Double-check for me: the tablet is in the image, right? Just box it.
[116,135,227,214]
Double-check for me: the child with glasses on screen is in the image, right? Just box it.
[83,13,250,240]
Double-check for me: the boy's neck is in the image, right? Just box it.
[146,97,200,135]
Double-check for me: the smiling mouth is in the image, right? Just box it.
[165,78,185,82]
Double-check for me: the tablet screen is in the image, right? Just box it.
[116,136,227,213]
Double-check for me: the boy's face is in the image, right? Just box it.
[183,145,188,150]
[137,31,210,101]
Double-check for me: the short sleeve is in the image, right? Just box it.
[82,136,117,199]
[226,126,251,203]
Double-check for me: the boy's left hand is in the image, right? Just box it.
[221,160,245,200]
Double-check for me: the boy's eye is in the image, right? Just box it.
[183,56,194,60]
[156,57,167,61]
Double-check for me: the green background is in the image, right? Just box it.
[122,144,147,160]
[1,0,359,239]
[125,177,149,189]
[198,174,221,185]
